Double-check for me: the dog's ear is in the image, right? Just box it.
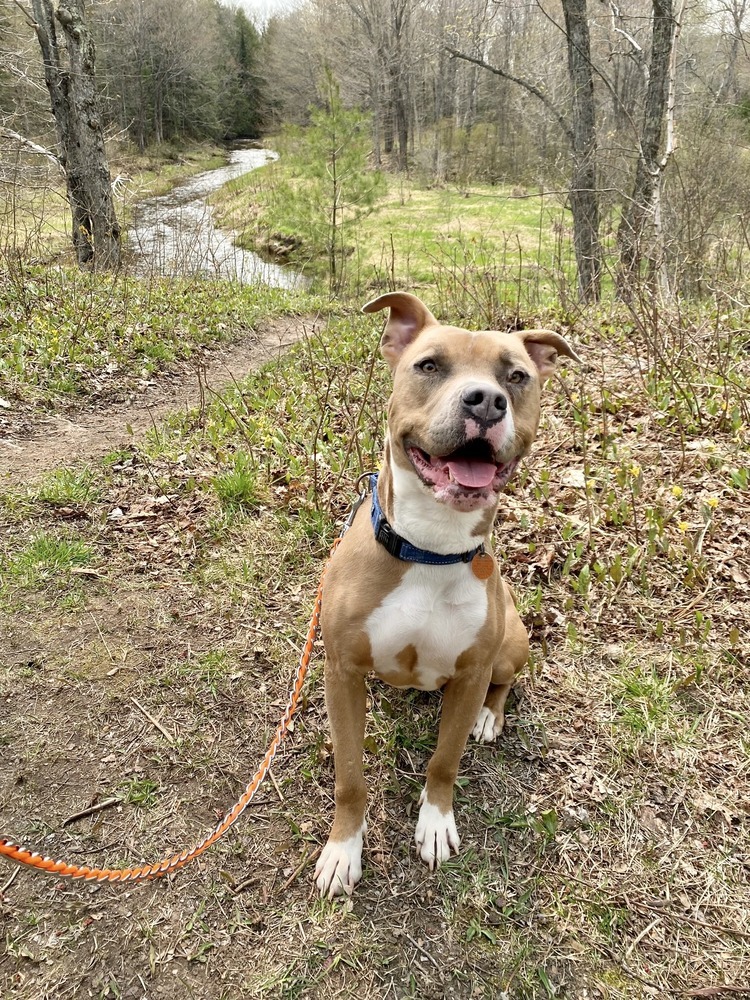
[518,330,581,383]
[363,292,438,369]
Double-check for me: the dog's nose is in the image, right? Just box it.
[461,385,508,423]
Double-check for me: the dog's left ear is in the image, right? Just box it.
[518,330,581,383]
[363,292,438,370]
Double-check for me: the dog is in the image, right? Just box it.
[314,292,579,897]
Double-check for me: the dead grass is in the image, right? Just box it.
[1,306,749,999]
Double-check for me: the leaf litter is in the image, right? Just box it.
[0,306,748,999]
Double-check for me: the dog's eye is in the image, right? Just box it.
[417,358,438,374]
[508,369,529,385]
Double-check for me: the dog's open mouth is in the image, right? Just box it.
[406,439,519,499]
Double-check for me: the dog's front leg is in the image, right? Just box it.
[315,659,368,898]
[415,665,491,869]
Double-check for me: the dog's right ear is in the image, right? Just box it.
[363,292,438,370]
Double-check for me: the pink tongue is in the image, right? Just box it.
[445,459,497,489]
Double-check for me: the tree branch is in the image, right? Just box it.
[9,0,36,29]
[1,128,64,174]
[445,46,573,145]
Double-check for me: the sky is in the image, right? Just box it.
[220,0,301,25]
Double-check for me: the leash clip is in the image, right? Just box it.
[341,471,375,536]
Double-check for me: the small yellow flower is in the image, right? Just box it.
[671,485,683,498]
[630,463,641,477]
[705,496,719,509]
[678,521,690,532]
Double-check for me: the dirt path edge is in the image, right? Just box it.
[0,315,309,485]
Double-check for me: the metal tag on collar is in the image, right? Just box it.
[471,543,495,580]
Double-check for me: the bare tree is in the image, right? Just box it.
[27,0,121,268]
[448,0,603,302]
[342,0,417,171]
[562,0,601,301]
[713,0,749,105]
[616,0,679,292]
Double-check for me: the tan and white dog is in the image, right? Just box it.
[315,292,579,897]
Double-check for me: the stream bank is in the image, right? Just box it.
[127,146,306,289]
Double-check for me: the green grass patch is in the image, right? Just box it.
[611,661,680,738]
[2,531,93,590]
[118,777,160,809]
[213,146,581,310]
[211,451,265,514]
[34,467,99,506]
[0,264,309,407]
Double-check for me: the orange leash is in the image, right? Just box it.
[0,538,342,883]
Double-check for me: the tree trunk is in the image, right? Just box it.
[31,0,121,269]
[446,0,604,304]
[562,0,602,302]
[617,0,675,288]
[389,54,409,171]
[370,71,382,168]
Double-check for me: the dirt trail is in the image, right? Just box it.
[0,315,308,485]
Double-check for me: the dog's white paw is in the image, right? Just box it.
[315,827,365,898]
[414,793,460,870]
[472,705,502,743]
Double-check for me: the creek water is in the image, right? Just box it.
[127,147,305,289]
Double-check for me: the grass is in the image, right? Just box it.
[212,452,266,514]
[34,467,100,506]
[1,292,748,997]
[1,136,749,998]
[0,263,311,410]
[212,152,580,309]
[1,531,93,592]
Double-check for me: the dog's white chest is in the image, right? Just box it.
[364,564,488,690]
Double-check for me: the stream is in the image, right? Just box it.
[127,146,305,289]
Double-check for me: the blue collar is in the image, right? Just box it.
[368,473,483,566]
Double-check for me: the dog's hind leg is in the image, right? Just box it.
[472,581,529,744]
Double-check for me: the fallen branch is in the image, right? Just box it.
[131,697,175,745]
[62,797,120,828]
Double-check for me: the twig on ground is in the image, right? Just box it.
[398,930,441,970]
[280,848,312,893]
[268,769,284,802]
[131,697,175,744]
[62,797,120,828]
[632,898,750,943]
[685,988,750,997]
[625,915,662,958]
[0,867,19,894]
[89,611,115,661]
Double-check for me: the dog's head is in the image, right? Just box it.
[364,292,580,513]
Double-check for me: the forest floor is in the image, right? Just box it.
[1,284,748,1000]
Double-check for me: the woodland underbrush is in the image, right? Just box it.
[1,275,748,996]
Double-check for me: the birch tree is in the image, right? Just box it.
[616,0,680,295]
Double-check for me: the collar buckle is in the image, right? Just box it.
[374,517,403,558]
